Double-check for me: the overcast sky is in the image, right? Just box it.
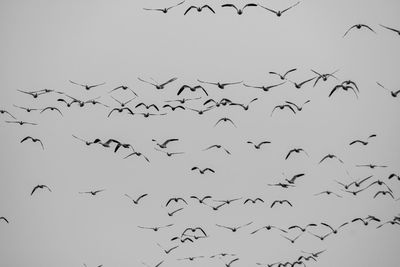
[0,0,399,266]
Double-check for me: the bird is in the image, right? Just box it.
[142,260,164,267]
[229,98,258,110]
[285,148,309,160]
[135,103,159,111]
[376,220,400,229]
[167,207,184,217]
[285,100,310,111]
[171,236,194,243]
[20,136,44,150]
[177,256,205,261]
[352,217,378,226]
[221,3,257,15]
[308,231,332,241]
[243,81,286,92]
[284,173,305,184]
[356,164,387,169]
[280,234,302,244]
[210,253,237,258]
[17,89,52,98]
[79,189,105,196]
[247,140,271,149]
[13,105,39,113]
[157,243,179,254]
[0,109,16,119]
[258,2,301,17]
[84,98,109,108]
[198,79,242,89]
[177,85,208,96]
[165,97,201,104]
[124,151,150,162]
[270,104,296,116]
[69,80,105,90]
[349,134,376,146]
[376,82,400,97]
[109,85,138,96]
[373,190,394,199]
[57,98,78,107]
[243,198,264,204]
[107,107,134,117]
[40,106,63,116]
[341,188,368,196]
[221,258,240,267]
[321,222,348,234]
[0,217,9,224]
[6,120,37,126]
[206,202,227,211]
[138,224,174,232]
[135,112,167,118]
[203,144,231,155]
[143,1,185,13]
[340,175,373,188]
[187,107,214,115]
[162,104,185,111]
[184,5,215,15]
[268,183,295,189]
[269,68,297,80]
[191,167,215,174]
[152,138,179,149]
[343,24,376,37]
[214,117,237,128]
[329,84,358,98]
[125,193,148,204]
[72,135,97,146]
[182,226,208,237]
[31,184,52,195]
[190,195,212,204]
[314,190,342,198]
[251,225,287,234]
[165,197,188,207]
[203,98,233,107]
[288,77,315,89]
[288,223,317,232]
[214,197,242,205]
[110,96,136,107]
[311,69,339,87]
[379,24,400,35]
[138,77,178,89]
[154,148,184,157]
[318,154,344,164]
[301,250,326,258]
[388,173,400,181]
[270,200,293,208]
[216,222,253,232]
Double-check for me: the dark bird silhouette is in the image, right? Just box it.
[171,236,194,243]
[31,184,52,195]
[154,148,184,157]
[0,109,16,119]
[373,190,394,199]
[311,69,339,87]
[79,189,105,196]
[336,175,373,189]
[329,84,358,98]
[167,207,184,217]
[203,98,232,107]
[138,77,177,90]
[221,3,257,15]
[321,222,348,234]
[152,138,179,149]
[229,98,258,110]
[198,79,242,89]
[288,223,317,232]
[6,120,37,126]
[258,2,301,17]
[221,258,240,267]
[280,233,302,244]
[17,89,52,98]
[191,167,215,174]
[108,107,134,117]
[251,225,287,234]
[269,68,297,80]
[138,224,174,232]
[69,80,105,90]
[288,77,315,89]
[380,24,400,35]
[314,190,342,198]
[124,151,150,162]
[40,106,63,116]
[285,100,311,111]
[157,243,179,254]
[210,253,237,258]
[57,98,77,107]
[270,200,293,208]
[72,135,97,146]
[376,220,400,229]
[356,164,387,169]
[349,134,376,146]
[203,144,231,155]
[187,107,214,115]
[0,217,9,223]
[243,81,286,92]
[184,5,215,15]
[308,231,332,241]
[13,105,39,113]
[135,103,159,111]
[268,182,295,188]
[388,173,400,181]
[214,197,242,205]
[166,197,187,207]
[206,202,227,211]
[109,85,138,96]
[177,256,205,261]
[376,82,400,97]
[319,154,344,164]
[165,97,201,104]
[214,117,237,127]
[84,98,109,108]
[142,260,164,267]
[301,250,326,258]
[285,173,305,184]
[341,188,368,196]
[162,104,185,111]
[125,193,148,204]
[178,85,208,96]
[343,24,376,37]
[243,198,264,204]
[270,104,296,116]
[247,140,271,149]
[143,1,185,13]
[352,217,379,226]
[111,96,136,107]
[285,148,309,160]
[342,80,360,92]
[190,195,212,204]
[182,226,208,237]
[216,222,253,232]
[20,136,44,150]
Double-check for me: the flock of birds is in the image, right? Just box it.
[1,2,400,267]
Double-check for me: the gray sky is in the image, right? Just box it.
[0,0,400,266]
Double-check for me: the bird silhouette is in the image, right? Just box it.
[184,5,215,15]
[214,117,237,128]
[20,136,44,150]
[229,98,258,110]
[165,97,201,104]
[17,89,52,99]
[109,85,138,96]
[388,173,400,181]
[308,231,332,241]
[288,77,315,89]
[152,138,179,149]
[135,103,159,112]
[311,69,339,86]
[356,164,387,169]
[108,107,134,117]
[247,140,271,149]
[203,144,231,155]
[6,120,37,126]
[31,185,52,195]
[203,98,233,108]
[216,222,253,232]
[243,198,264,204]
[285,148,309,160]
[343,24,376,37]
[285,100,310,111]
[314,190,342,198]
[13,105,39,113]
[190,195,212,204]
[138,224,174,232]
[157,243,179,254]
[143,1,185,13]
[251,225,287,234]
[329,84,358,98]
[138,77,177,89]
[40,106,63,116]
[187,107,214,115]
[79,189,105,196]
[318,154,344,164]
[69,80,105,90]
[125,193,148,204]
[178,85,208,96]
[349,134,376,146]
[191,167,215,174]
[373,190,394,199]
[162,104,185,111]
[0,109,16,119]
[124,151,150,162]
[258,2,301,17]
[165,197,187,207]
[321,222,348,234]
[0,217,9,223]
[270,200,293,208]
[270,104,296,116]
[198,79,242,89]
[221,258,240,267]
[376,82,400,97]
[269,68,297,80]
[214,197,242,205]
[154,148,184,157]
[110,96,136,107]
[177,256,205,261]
[288,223,317,232]
[280,233,303,244]
[221,3,257,15]
[243,81,286,92]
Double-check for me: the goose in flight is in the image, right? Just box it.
[203,144,231,155]
[20,136,44,150]
[69,80,105,90]
[125,193,148,204]
[285,100,310,111]
[247,140,271,149]
[17,89,53,99]
[270,104,296,116]
[13,105,39,113]
[270,200,293,208]
[138,77,177,90]
[177,84,208,96]
[198,79,242,89]
[216,222,253,232]
[154,148,184,157]
[184,5,215,15]
[251,225,287,234]
[31,184,52,195]
[138,224,174,232]
[343,24,376,38]
[79,189,105,196]
[110,96,136,107]
[214,117,237,127]
[329,84,358,98]
[243,81,286,92]
[349,134,376,146]
[269,68,297,80]
[258,2,301,17]
[143,1,185,13]
[221,4,257,15]
[191,167,215,174]
[40,106,63,116]
[229,98,258,110]
[109,85,138,96]
[6,120,37,126]
[285,148,309,160]
[311,69,339,87]
[152,138,179,149]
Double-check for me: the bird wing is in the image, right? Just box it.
[184,6,196,15]
[328,85,341,97]
[20,136,32,143]
[244,3,258,9]
[360,24,375,33]
[221,4,238,12]
[343,25,358,37]
[281,1,300,14]
[258,4,277,14]
[88,82,105,89]
[202,5,215,13]
[69,80,85,87]
[160,77,178,87]
[380,24,400,33]
[284,101,300,110]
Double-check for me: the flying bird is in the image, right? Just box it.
[373,190,394,199]
[285,148,309,160]
[125,193,148,204]
[40,106,63,116]
[349,134,376,146]
[177,85,208,96]
[203,144,231,155]
[13,105,39,113]
[79,189,105,196]
[314,190,343,198]
[221,3,257,15]
[247,140,271,149]
[280,233,303,244]
[162,104,185,111]
[216,222,253,232]
[198,79,242,89]
[165,97,201,104]
[152,138,179,149]
[229,98,258,110]
[138,77,177,90]
[31,184,52,195]
[270,200,293,208]
[124,151,150,162]
[190,195,212,204]
[157,243,179,254]
[69,80,105,90]
[109,85,138,95]
[318,154,344,164]
[17,89,52,99]
[107,107,134,117]
[143,1,185,13]
[376,82,400,97]
[138,224,174,232]
[329,84,358,98]
[20,136,44,150]
[110,96,136,107]
[321,222,348,234]
[288,77,315,89]
[6,120,37,126]
[258,2,301,17]
[154,148,184,157]
[135,103,159,111]
[166,197,188,207]
[356,164,387,169]
[191,167,215,174]
[288,223,317,232]
[184,5,215,15]
[243,198,264,204]
[285,100,310,111]
[269,68,297,80]
[251,225,287,234]
[214,117,237,128]
[311,69,339,87]
[0,217,9,223]
[343,24,376,37]
[284,173,305,184]
[243,81,286,92]
[270,104,296,116]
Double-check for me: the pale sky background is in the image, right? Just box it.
[0,0,400,266]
